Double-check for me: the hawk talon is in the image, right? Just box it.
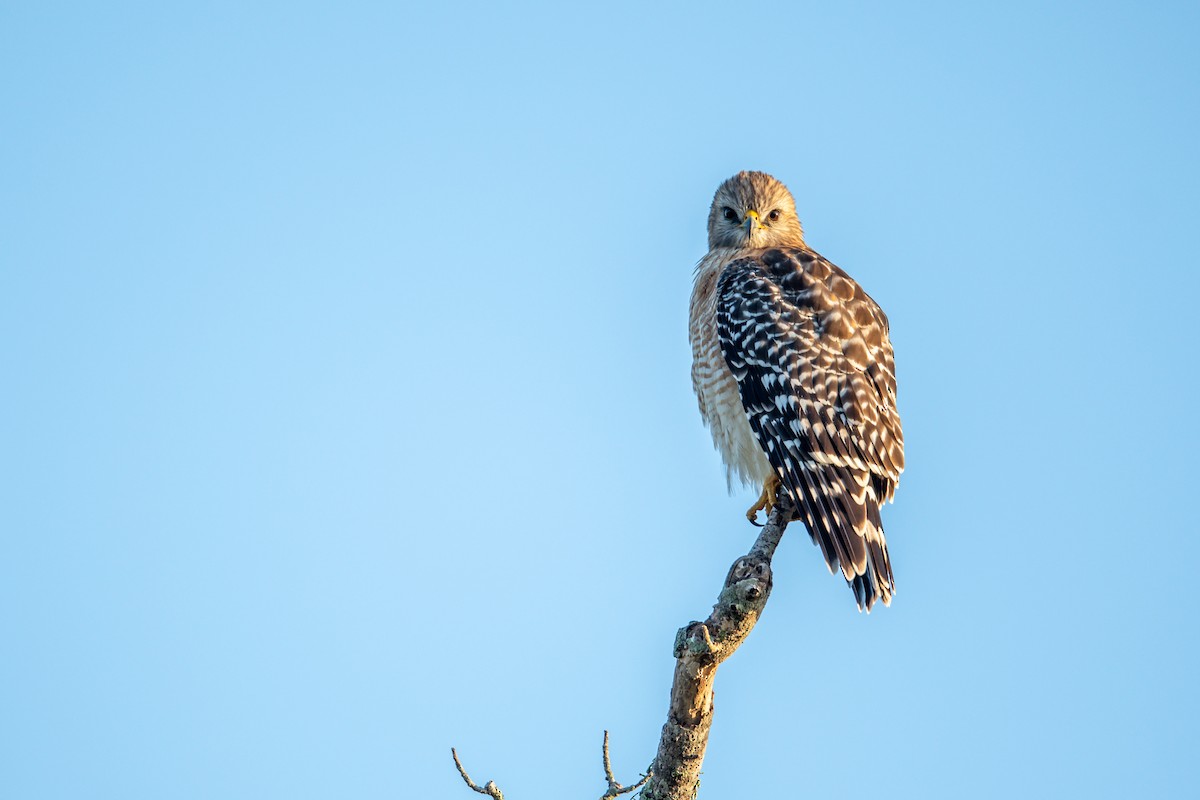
[745,474,781,526]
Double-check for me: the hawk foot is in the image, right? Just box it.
[745,474,782,527]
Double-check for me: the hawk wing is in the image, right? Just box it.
[716,247,904,610]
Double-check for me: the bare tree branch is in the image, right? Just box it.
[639,504,789,800]
[451,504,790,800]
[451,748,505,800]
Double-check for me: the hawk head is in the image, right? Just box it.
[707,171,805,251]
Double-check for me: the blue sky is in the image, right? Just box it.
[2,2,1198,797]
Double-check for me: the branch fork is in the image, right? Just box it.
[451,730,649,800]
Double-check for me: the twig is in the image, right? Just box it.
[600,730,652,799]
[451,748,505,800]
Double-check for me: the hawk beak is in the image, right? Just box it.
[744,209,762,240]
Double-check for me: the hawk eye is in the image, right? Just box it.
[721,207,738,222]
[768,209,781,222]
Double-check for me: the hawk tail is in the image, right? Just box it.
[781,462,895,612]
[851,533,893,612]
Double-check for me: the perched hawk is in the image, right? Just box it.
[689,171,904,611]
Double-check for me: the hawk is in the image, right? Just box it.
[689,171,904,611]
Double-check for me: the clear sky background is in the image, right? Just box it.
[3,2,1198,798]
